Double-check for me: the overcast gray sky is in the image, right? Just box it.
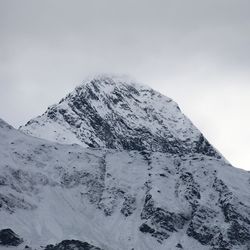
[0,0,250,170]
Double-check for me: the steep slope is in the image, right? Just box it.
[20,75,217,157]
[1,119,250,250]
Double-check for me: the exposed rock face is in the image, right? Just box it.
[44,240,102,250]
[140,193,187,242]
[20,75,218,157]
[0,228,23,246]
[0,76,249,250]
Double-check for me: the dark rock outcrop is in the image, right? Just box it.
[0,228,23,246]
[44,239,102,250]
[140,193,187,242]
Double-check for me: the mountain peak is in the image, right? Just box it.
[20,75,218,157]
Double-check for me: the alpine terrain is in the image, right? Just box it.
[0,75,250,250]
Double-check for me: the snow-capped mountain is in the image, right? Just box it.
[20,75,217,157]
[1,118,250,250]
[1,75,250,250]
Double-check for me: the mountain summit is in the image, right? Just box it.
[20,75,217,157]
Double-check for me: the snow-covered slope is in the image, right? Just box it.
[1,118,250,250]
[20,75,218,157]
